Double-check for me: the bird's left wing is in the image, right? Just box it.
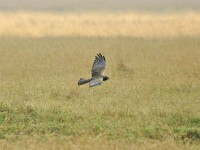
[91,53,106,78]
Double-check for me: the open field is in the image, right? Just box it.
[0,9,200,150]
[0,11,200,38]
[0,36,200,149]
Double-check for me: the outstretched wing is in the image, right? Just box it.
[92,53,106,78]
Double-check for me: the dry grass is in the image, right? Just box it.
[0,136,199,150]
[0,36,200,149]
[0,11,200,38]
[0,9,200,150]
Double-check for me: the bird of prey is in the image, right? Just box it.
[78,53,109,87]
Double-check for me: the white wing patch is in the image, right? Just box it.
[89,78,103,87]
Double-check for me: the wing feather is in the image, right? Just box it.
[92,53,106,77]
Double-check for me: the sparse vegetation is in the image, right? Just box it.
[0,11,200,149]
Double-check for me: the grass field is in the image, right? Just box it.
[0,11,200,38]
[0,11,200,149]
[0,37,200,149]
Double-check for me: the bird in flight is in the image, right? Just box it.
[78,53,109,87]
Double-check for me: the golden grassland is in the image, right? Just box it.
[0,36,200,149]
[0,11,200,38]
[0,9,200,150]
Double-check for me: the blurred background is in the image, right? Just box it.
[0,0,200,12]
[0,0,200,38]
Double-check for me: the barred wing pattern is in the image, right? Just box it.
[92,53,106,78]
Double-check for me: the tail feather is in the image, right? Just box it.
[78,78,92,86]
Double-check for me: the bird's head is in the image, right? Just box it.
[103,76,109,81]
